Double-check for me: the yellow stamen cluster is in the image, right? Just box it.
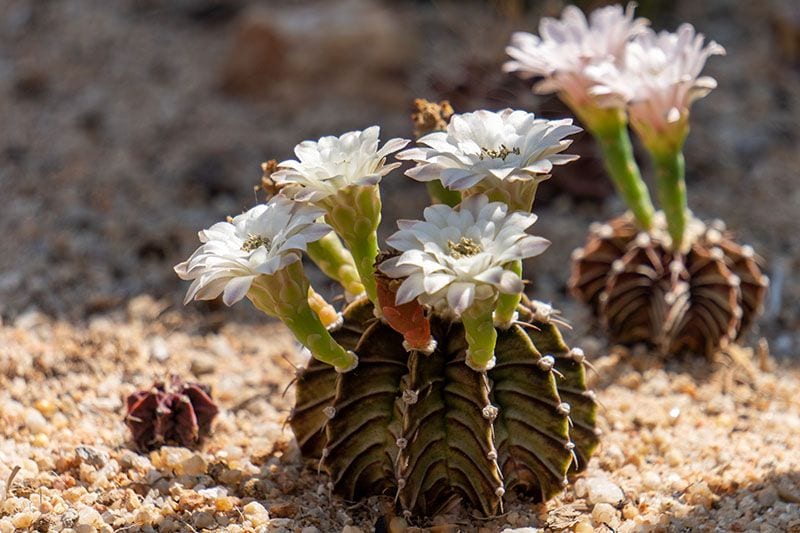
[479,145,520,161]
[448,237,483,258]
[241,234,271,253]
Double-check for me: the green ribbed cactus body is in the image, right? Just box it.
[290,297,599,517]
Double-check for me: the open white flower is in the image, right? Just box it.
[397,109,580,191]
[503,3,648,109]
[175,197,330,306]
[379,195,550,318]
[587,23,725,145]
[271,126,409,202]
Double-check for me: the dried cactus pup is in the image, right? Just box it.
[125,377,219,450]
[290,296,598,517]
[569,214,768,356]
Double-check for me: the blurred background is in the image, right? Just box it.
[1,0,798,354]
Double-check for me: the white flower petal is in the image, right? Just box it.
[380,194,547,319]
[396,274,426,305]
[401,109,579,192]
[175,197,326,306]
[222,275,256,306]
[447,283,476,315]
[274,127,410,201]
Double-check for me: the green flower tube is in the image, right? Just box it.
[319,185,383,309]
[493,260,523,329]
[306,231,366,298]
[651,147,688,251]
[587,108,655,231]
[249,260,358,372]
[462,297,499,371]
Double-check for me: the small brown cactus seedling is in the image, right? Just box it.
[125,376,219,450]
[570,215,768,356]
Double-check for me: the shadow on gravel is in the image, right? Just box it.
[665,470,800,532]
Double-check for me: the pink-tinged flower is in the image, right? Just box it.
[504,3,648,110]
[587,23,725,148]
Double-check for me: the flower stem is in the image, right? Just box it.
[589,110,655,231]
[493,260,523,329]
[651,148,687,251]
[321,185,382,310]
[425,180,461,207]
[306,232,366,298]
[462,298,498,371]
[248,261,357,372]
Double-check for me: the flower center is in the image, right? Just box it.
[479,144,520,161]
[448,237,482,258]
[241,234,271,253]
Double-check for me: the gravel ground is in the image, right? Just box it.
[2,0,800,531]
[1,297,799,532]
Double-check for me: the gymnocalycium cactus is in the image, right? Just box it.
[505,3,768,356]
[175,109,599,517]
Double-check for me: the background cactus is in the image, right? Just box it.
[290,296,599,517]
[570,215,768,355]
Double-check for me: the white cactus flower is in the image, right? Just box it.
[397,109,581,191]
[379,195,550,318]
[271,126,409,202]
[587,23,725,144]
[503,3,648,109]
[175,197,330,306]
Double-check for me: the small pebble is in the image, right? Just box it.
[34,399,57,418]
[592,502,617,525]
[78,507,102,526]
[11,512,38,529]
[25,409,48,434]
[215,496,235,512]
[180,454,207,476]
[193,511,215,529]
[642,471,661,490]
[573,522,593,533]
[243,501,269,525]
[586,477,624,505]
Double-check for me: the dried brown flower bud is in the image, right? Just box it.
[255,159,283,198]
[411,98,454,139]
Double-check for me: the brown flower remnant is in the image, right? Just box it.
[411,98,453,139]
[255,159,283,199]
[125,376,219,450]
[373,251,434,354]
